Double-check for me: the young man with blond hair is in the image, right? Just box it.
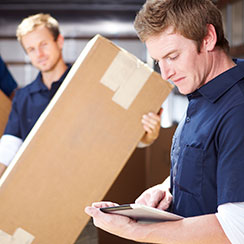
[0,13,69,177]
[86,0,244,243]
[0,13,161,178]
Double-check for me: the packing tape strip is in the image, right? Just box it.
[101,50,152,110]
[0,229,11,243]
[0,228,35,244]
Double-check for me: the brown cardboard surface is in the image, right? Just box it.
[0,35,173,244]
[0,90,11,136]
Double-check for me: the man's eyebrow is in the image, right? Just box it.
[162,50,177,59]
[151,50,177,62]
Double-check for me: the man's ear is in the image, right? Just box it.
[56,34,64,50]
[203,24,217,52]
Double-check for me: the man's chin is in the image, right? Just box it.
[177,87,187,95]
[39,66,52,73]
[177,87,192,95]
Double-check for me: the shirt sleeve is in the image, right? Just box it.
[0,135,23,166]
[216,202,244,244]
[217,104,244,205]
[0,56,17,97]
[4,90,22,138]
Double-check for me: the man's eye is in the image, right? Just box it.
[166,55,178,64]
[27,48,34,53]
[169,55,178,60]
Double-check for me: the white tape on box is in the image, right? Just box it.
[0,228,34,244]
[101,50,152,109]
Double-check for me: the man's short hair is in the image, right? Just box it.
[16,13,60,44]
[134,0,229,53]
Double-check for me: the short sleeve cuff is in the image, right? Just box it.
[0,135,23,166]
[216,202,244,244]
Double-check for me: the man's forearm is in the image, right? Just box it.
[0,163,7,178]
[131,214,230,244]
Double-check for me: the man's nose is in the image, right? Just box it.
[158,60,174,81]
[36,47,44,57]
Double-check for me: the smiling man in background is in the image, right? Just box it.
[0,13,70,177]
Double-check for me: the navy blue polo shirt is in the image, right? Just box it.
[0,56,17,97]
[170,59,244,217]
[4,66,71,140]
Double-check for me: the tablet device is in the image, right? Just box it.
[100,204,183,222]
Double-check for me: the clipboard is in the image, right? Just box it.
[100,204,183,222]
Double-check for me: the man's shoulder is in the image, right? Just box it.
[15,82,33,97]
[13,81,40,107]
[15,75,41,97]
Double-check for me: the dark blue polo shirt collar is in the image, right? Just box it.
[28,64,72,95]
[28,72,47,94]
[188,59,244,103]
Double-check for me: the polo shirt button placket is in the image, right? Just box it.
[186,116,191,123]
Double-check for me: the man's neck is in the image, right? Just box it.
[204,49,236,85]
[42,60,68,89]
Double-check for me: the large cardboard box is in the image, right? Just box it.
[0,35,173,244]
[0,90,11,136]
